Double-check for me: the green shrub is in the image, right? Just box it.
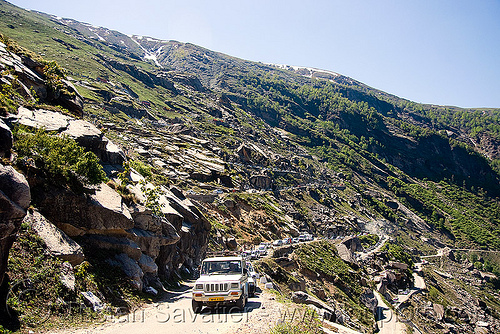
[129,160,153,178]
[0,82,22,115]
[13,126,107,187]
[7,222,66,328]
[380,242,414,268]
[358,234,379,248]
[43,60,68,96]
[270,312,322,334]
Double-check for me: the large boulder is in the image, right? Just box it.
[106,253,143,290]
[360,288,378,312]
[14,108,125,165]
[335,243,357,266]
[62,120,125,165]
[15,106,71,132]
[62,119,125,165]
[26,209,85,266]
[0,164,30,289]
[103,138,126,165]
[433,303,445,321]
[225,237,238,250]
[249,175,273,190]
[63,119,105,153]
[34,182,134,236]
[291,291,336,322]
[235,143,267,163]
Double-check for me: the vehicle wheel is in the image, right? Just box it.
[235,294,246,311]
[192,299,203,314]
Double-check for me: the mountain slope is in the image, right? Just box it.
[1,0,499,281]
[1,1,500,333]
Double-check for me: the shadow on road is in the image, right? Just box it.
[376,305,390,322]
[199,300,262,315]
[158,280,195,303]
[159,280,264,316]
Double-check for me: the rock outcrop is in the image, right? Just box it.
[26,209,85,266]
[0,163,30,295]
[250,174,273,190]
[335,242,357,266]
[0,42,83,116]
[236,143,267,163]
[33,183,134,236]
[13,107,125,165]
[27,166,209,289]
[154,186,211,279]
[292,291,336,322]
[359,288,378,312]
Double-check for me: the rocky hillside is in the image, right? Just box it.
[0,0,500,333]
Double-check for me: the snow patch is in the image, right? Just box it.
[268,63,340,81]
[131,38,163,68]
[145,53,161,67]
[94,33,106,42]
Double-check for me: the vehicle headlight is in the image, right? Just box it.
[230,282,239,289]
[195,284,204,290]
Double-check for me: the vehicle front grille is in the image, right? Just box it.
[204,283,229,292]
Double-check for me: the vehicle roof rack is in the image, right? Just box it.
[205,250,243,258]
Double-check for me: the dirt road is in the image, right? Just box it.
[53,281,284,334]
[374,292,407,334]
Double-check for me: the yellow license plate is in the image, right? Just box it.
[208,297,224,302]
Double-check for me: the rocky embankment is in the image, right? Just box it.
[0,42,211,302]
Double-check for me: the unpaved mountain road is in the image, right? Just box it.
[52,239,414,334]
[51,281,284,334]
[375,292,407,334]
[51,281,374,334]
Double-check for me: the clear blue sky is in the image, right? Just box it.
[9,0,500,108]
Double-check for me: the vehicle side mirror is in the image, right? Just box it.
[243,268,248,275]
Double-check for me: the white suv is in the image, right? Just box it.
[192,256,249,313]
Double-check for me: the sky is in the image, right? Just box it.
[8,0,500,108]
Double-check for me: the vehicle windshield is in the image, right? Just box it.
[201,260,242,275]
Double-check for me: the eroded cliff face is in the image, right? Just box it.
[27,177,210,290]
[0,43,211,294]
[12,110,212,290]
